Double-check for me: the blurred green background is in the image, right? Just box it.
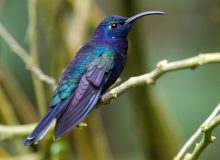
[0,0,220,160]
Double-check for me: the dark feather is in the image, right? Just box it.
[54,54,113,138]
[54,75,102,138]
[23,96,72,145]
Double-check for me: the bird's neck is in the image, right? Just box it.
[91,36,128,54]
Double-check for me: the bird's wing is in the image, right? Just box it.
[50,73,81,107]
[54,50,114,138]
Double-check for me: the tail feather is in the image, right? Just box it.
[24,96,72,146]
[24,109,57,146]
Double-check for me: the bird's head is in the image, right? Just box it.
[92,11,164,40]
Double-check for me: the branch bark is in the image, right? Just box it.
[185,114,220,160]
[175,103,220,160]
[0,124,35,140]
[101,53,220,103]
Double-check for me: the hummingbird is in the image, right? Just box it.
[24,11,164,145]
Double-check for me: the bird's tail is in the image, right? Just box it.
[24,108,58,146]
[24,95,73,146]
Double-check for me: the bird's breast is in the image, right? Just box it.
[102,50,127,94]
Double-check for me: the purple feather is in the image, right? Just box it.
[54,74,102,138]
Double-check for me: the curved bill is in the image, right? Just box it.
[125,11,164,24]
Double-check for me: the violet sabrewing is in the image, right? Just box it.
[24,11,164,145]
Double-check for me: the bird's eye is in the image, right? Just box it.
[109,23,117,29]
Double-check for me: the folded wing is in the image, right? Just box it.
[54,52,114,138]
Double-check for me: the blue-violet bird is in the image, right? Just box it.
[24,11,164,145]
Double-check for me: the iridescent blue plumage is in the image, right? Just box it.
[24,11,164,145]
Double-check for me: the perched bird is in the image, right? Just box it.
[24,11,164,145]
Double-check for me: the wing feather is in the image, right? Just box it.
[54,53,114,138]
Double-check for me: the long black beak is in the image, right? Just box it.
[125,11,164,24]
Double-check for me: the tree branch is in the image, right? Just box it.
[101,53,220,103]
[0,23,56,87]
[0,123,35,140]
[175,103,220,160]
[0,53,219,142]
[185,114,220,160]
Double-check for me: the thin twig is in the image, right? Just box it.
[175,103,220,160]
[184,114,220,160]
[183,114,220,160]
[101,53,220,103]
[0,23,56,87]
[0,153,41,160]
[0,124,36,140]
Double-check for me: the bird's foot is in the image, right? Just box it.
[77,122,88,129]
